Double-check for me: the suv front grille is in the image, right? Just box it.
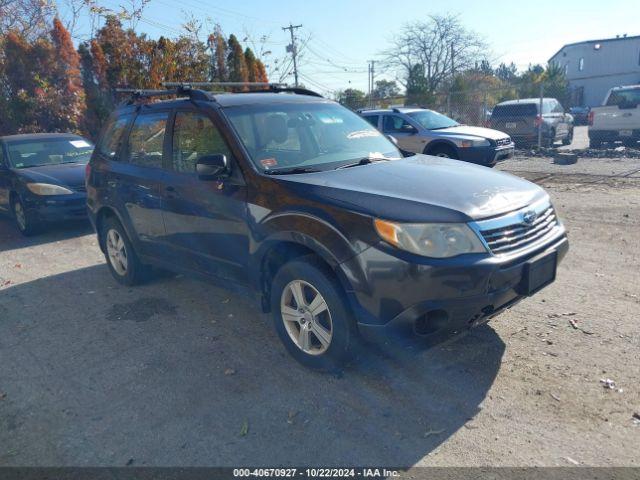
[478,205,559,255]
[495,137,511,147]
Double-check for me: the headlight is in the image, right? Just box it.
[460,138,490,148]
[374,219,487,258]
[26,183,73,195]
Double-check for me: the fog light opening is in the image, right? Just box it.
[414,309,449,336]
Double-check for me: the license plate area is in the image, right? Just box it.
[518,250,557,296]
[506,122,517,129]
[619,130,633,137]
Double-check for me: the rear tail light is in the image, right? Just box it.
[588,111,595,126]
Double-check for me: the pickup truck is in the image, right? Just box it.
[588,85,640,148]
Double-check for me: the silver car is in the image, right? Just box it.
[360,107,514,167]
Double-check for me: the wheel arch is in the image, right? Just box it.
[424,140,459,158]
[252,233,355,314]
[95,206,131,253]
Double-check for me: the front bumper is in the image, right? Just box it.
[342,233,568,339]
[22,192,87,222]
[460,144,514,166]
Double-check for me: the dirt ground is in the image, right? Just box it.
[0,153,639,468]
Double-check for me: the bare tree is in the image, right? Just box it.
[382,14,488,93]
[0,0,56,39]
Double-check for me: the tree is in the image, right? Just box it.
[0,0,56,39]
[244,47,259,82]
[495,62,517,83]
[208,24,227,82]
[226,34,248,87]
[336,88,366,110]
[405,64,432,106]
[49,18,85,132]
[383,14,487,94]
[372,79,400,100]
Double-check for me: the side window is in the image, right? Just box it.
[542,101,552,114]
[553,101,564,113]
[363,115,379,128]
[172,111,233,174]
[383,115,413,133]
[97,115,131,159]
[127,112,168,169]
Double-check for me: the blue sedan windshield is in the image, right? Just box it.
[7,138,94,169]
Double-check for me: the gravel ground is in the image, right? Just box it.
[0,155,638,468]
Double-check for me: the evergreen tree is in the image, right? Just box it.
[227,34,248,87]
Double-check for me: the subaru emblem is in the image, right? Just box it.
[522,210,537,225]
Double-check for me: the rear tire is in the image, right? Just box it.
[270,256,357,371]
[100,217,148,286]
[11,195,40,236]
[427,144,458,159]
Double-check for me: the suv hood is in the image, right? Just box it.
[275,155,547,223]
[12,163,86,189]
[433,125,509,141]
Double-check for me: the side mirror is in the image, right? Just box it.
[196,154,228,180]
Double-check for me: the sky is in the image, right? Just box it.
[61,0,639,96]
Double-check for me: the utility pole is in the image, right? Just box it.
[368,60,375,108]
[282,23,302,87]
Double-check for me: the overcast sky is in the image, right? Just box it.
[61,0,639,96]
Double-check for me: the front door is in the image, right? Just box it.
[382,114,425,153]
[160,109,249,284]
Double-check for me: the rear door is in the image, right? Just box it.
[115,109,170,256]
[160,107,249,284]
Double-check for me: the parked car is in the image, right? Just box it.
[360,107,513,167]
[0,133,93,235]
[569,106,590,126]
[588,85,640,148]
[87,85,568,371]
[489,98,574,147]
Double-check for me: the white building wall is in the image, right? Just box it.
[550,37,640,107]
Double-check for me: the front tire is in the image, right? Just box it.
[100,217,148,286]
[270,257,356,371]
[12,195,39,236]
[427,144,458,159]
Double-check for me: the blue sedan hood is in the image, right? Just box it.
[12,163,86,189]
[274,155,547,223]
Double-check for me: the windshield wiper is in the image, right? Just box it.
[336,156,394,169]
[264,166,321,175]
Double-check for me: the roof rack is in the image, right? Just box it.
[116,85,212,105]
[163,82,324,98]
[116,81,324,106]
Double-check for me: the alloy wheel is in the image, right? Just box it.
[13,201,26,231]
[280,280,333,355]
[106,228,128,276]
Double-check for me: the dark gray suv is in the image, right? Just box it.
[87,84,568,371]
[489,98,574,147]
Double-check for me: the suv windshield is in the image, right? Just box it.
[223,102,400,172]
[6,138,94,169]
[406,110,459,130]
